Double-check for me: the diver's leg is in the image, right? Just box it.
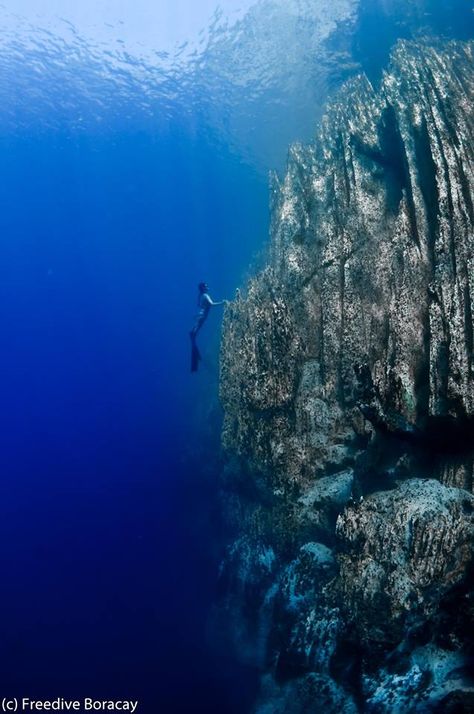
[190,316,205,339]
[190,316,207,371]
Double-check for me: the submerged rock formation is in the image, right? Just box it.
[218,40,474,712]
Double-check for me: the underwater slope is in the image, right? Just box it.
[218,40,474,712]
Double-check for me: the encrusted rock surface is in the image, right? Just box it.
[218,40,474,713]
[336,480,474,647]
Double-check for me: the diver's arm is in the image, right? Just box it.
[205,294,226,307]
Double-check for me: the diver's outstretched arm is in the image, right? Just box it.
[205,294,226,306]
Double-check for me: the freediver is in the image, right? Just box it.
[190,282,226,372]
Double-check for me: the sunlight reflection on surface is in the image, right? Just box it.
[1,0,473,170]
[0,0,358,169]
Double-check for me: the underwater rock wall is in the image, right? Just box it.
[218,40,474,712]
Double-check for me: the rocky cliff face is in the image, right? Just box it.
[217,40,474,712]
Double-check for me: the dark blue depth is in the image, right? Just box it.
[0,129,265,712]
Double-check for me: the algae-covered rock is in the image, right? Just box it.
[217,40,474,712]
[336,479,474,645]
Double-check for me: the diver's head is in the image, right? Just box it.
[198,282,208,293]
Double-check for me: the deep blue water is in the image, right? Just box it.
[0,1,473,712]
[0,127,266,712]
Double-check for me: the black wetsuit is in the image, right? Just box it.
[189,292,223,372]
[191,293,212,338]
